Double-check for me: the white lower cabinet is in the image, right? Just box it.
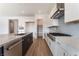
[56,42,63,56]
[50,41,56,56]
[57,45,65,56]
[56,42,69,56]
[45,34,55,55]
[58,47,69,56]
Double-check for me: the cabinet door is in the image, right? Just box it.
[59,48,68,56]
[22,33,33,56]
[65,3,79,23]
[56,43,61,56]
[50,41,56,56]
[0,46,4,56]
[56,42,65,56]
[4,39,22,56]
[27,33,33,46]
[57,46,65,56]
[56,42,70,56]
[22,36,28,56]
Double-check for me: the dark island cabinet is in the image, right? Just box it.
[22,33,33,56]
[0,46,4,56]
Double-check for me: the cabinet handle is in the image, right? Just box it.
[7,40,22,50]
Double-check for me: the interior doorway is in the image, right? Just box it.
[37,19,43,39]
[9,19,18,34]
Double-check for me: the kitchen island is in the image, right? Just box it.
[0,33,33,56]
[0,33,30,46]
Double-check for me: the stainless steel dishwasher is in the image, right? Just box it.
[4,38,22,56]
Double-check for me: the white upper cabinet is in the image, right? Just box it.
[65,3,79,23]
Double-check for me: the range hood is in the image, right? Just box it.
[50,3,64,19]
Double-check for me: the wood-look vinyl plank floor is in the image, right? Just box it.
[26,38,53,56]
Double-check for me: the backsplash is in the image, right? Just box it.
[49,27,59,33]
[58,16,79,37]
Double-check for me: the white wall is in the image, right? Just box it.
[18,16,34,33]
[0,16,34,34]
[25,22,35,38]
[0,17,9,34]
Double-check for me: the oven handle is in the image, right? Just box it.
[7,40,22,50]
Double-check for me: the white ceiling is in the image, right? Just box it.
[0,3,55,16]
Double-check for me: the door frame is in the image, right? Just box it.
[9,19,18,34]
[37,19,43,38]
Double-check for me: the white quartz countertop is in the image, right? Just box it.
[55,36,79,55]
[55,37,79,49]
[45,33,79,55]
[0,33,31,46]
